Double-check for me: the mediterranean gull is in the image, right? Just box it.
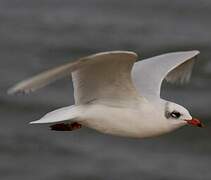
[8,50,204,138]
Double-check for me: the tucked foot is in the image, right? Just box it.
[50,122,82,131]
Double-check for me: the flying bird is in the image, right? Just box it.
[8,50,204,138]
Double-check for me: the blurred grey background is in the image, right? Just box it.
[1,0,211,179]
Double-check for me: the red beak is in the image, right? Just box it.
[185,118,204,128]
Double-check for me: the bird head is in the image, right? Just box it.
[164,101,204,128]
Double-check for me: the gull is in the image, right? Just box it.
[8,50,204,138]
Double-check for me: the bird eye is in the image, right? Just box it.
[170,111,181,119]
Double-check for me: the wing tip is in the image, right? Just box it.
[30,120,48,124]
[7,85,22,95]
[188,50,200,56]
[29,121,36,124]
[172,50,200,57]
[7,85,32,95]
[7,87,15,95]
[162,50,200,62]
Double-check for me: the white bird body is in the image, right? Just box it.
[78,100,184,138]
[8,50,203,138]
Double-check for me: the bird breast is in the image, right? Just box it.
[80,103,170,138]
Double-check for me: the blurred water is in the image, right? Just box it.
[0,0,211,179]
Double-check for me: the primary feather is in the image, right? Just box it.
[7,51,138,101]
[132,50,199,99]
[165,58,195,83]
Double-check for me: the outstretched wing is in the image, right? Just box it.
[8,51,140,104]
[132,50,200,99]
[71,51,140,104]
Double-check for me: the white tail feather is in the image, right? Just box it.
[30,105,83,124]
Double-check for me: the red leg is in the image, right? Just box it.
[50,122,82,131]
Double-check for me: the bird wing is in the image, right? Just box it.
[8,51,141,104]
[131,50,200,99]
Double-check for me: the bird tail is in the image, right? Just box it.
[30,105,84,124]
